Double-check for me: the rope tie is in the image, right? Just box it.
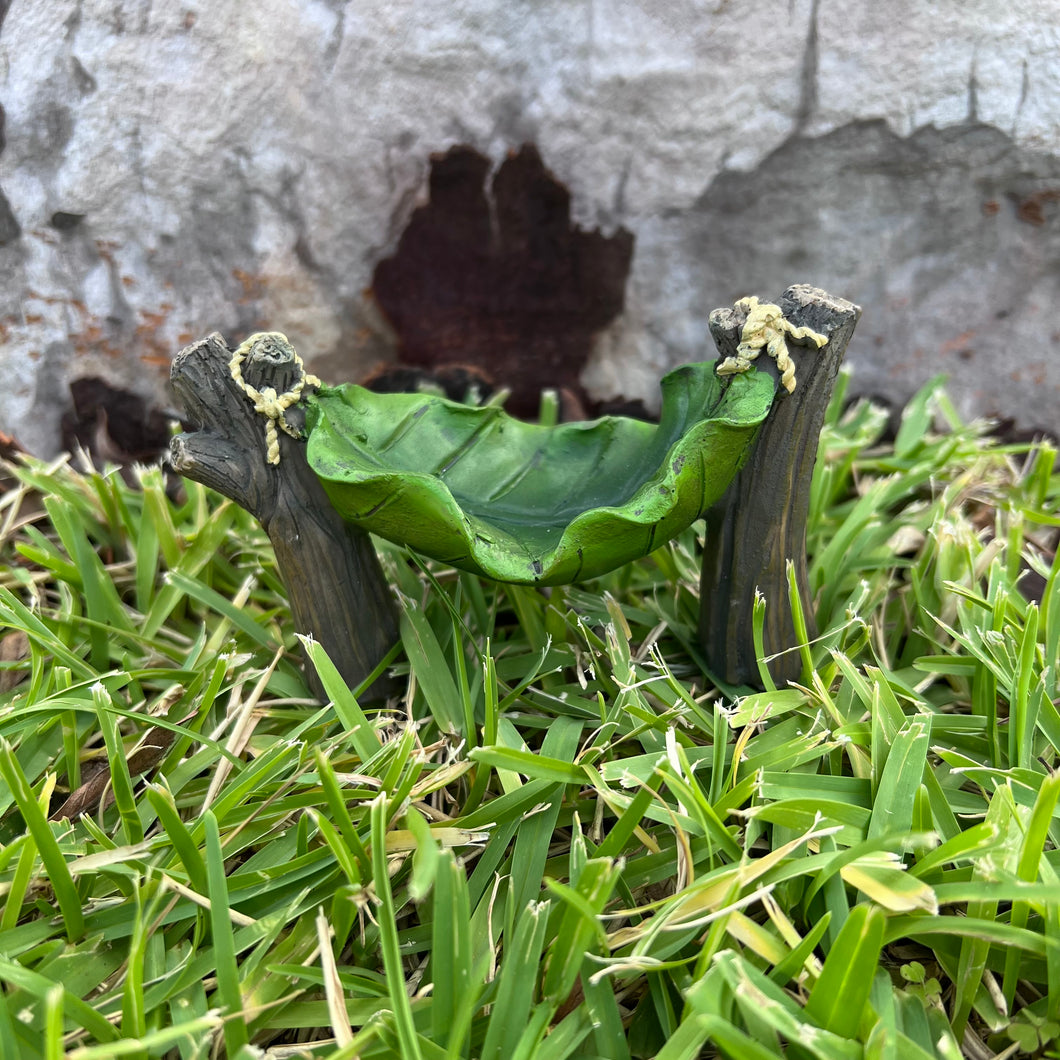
[716,296,828,394]
[229,332,321,465]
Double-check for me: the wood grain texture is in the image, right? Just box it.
[170,333,398,701]
[699,285,861,687]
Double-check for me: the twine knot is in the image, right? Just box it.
[716,297,828,394]
[229,332,321,465]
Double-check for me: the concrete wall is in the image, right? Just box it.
[1,0,1057,453]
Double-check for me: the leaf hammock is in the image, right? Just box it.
[304,362,775,585]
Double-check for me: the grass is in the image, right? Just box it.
[0,372,1058,1059]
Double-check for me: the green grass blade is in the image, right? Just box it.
[479,902,550,1060]
[141,467,183,568]
[867,719,929,839]
[541,858,619,1002]
[140,500,236,638]
[42,983,62,1060]
[785,559,815,684]
[298,635,382,761]
[203,810,250,1057]
[1010,603,1039,770]
[0,586,96,679]
[0,837,35,933]
[0,989,20,1060]
[469,746,586,785]
[165,571,277,650]
[0,740,84,941]
[370,794,424,1060]
[119,888,148,1043]
[580,969,631,1060]
[507,717,582,914]
[769,912,832,987]
[400,595,464,735]
[144,782,208,893]
[313,748,370,878]
[1003,771,1060,1008]
[805,903,885,1038]
[431,850,475,1052]
[0,956,119,1045]
[94,683,145,845]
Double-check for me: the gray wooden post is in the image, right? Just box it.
[169,332,398,701]
[699,285,861,688]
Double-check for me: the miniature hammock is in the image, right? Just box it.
[303,362,776,585]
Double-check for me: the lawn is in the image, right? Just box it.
[0,372,1058,1059]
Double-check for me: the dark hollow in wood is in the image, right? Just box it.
[169,333,399,701]
[699,285,861,688]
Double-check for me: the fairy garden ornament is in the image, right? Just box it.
[170,285,860,696]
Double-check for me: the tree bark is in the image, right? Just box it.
[699,285,861,688]
[169,332,398,701]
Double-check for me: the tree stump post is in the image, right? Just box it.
[699,285,861,688]
[169,332,398,701]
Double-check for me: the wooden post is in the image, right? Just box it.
[169,332,398,701]
[699,285,861,688]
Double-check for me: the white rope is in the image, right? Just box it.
[228,332,321,465]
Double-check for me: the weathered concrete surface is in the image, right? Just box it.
[0,0,1057,453]
[601,120,1060,433]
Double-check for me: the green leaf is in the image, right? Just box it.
[508,718,583,914]
[478,903,551,1060]
[164,571,278,650]
[893,375,945,458]
[43,985,62,1060]
[0,586,96,681]
[0,740,84,942]
[144,782,208,893]
[305,363,774,584]
[805,903,885,1039]
[769,913,831,987]
[706,952,862,1060]
[868,718,929,839]
[580,969,631,1060]
[542,858,621,1002]
[400,597,465,736]
[405,806,439,902]
[840,852,938,914]
[430,851,475,1051]
[0,990,20,1060]
[94,684,144,846]
[1003,772,1060,1008]
[370,795,424,1060]
[119,889,148,1042]
[298,635,381,762]
[203,811,250,1057]
[0,956,121,1048]
[651,1015,714,1060]
[691,1017,780,1060]
[469,745,587,785]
